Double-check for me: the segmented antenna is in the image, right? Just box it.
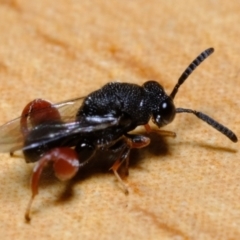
[176,108,238,142]
[170,48,214,99]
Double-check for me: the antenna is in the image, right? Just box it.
[170,48,214,99]
[176,108,238,142]
[170,48,237,142]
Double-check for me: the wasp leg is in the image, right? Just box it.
[110,134,150,194]
[110,150,130,194]
[25,147,81,222]
[10,145,24,157]
[10,99,61,157]
[144,124,176,138]
[20,99,61,138]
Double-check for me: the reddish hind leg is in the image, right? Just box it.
[17,100,81,221]
[10,99,61,156]
[20,98,61,137]
[25,147,80,222]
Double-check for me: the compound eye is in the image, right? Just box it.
[161,101,172,117]
[161,99,175,123]
[153,98,176,128]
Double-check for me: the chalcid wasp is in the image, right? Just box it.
[0,48,237,221]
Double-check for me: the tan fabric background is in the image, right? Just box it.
[0,1,240,239]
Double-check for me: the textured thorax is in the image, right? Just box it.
[77,82,152,126]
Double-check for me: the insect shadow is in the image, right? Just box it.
[44,131,170,203]
[55,130,237,204]
[19,126,236,207]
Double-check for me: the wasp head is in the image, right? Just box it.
[143,81,176,128]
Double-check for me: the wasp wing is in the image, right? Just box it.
[0,97,86,152]
[21,114,121,152]
[54,96,86,119]
[0,117,25,152]
[0,96,123,153]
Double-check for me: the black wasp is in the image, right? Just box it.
[0,48,237,221]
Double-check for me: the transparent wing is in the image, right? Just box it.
[0,97,86,152]
[54,96,86,119]
[0,118,25,152]
[21,115,121,152]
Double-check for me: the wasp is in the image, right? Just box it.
[0,48,237,221]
